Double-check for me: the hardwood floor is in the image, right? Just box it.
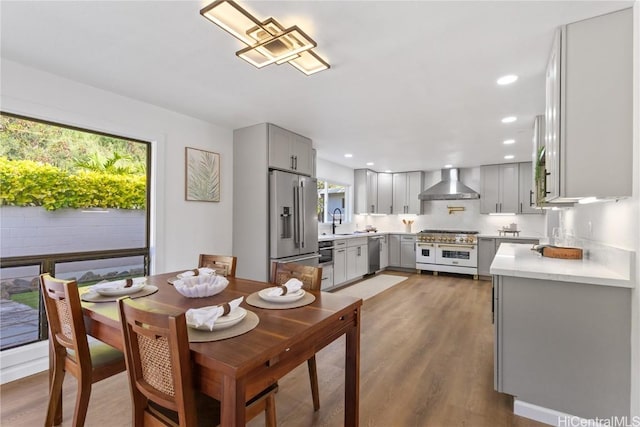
[1,273,545,426]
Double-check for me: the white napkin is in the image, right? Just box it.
[267,278,303,297]
[177,267,215,278]
[185,296,243,331]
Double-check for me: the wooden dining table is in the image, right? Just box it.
[79,271,363,426]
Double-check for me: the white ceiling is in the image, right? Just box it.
[1,0,633,172]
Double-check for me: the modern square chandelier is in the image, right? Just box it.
[200,0,330,75]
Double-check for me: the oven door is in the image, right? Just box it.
[416,242,436,264]
[435,244,477,268]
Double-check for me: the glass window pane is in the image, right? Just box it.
[56,256,146,287]
[0,265,41,350]
[317,179,348,224]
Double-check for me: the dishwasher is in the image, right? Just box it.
[368,235,384,274]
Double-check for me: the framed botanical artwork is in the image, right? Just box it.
[185,147,220,202]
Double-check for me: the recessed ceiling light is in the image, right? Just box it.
[497,75,518,85]
[344,153,353,158]
[501,116,517,123]
[504,155,515,160]
[384,170,392,173]
[444,164,453,168]
[366,162,374,166]
[503,139,515,145]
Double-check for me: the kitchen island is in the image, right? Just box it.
[490,243,634,424]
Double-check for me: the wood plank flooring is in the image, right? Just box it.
[0,272,545,426]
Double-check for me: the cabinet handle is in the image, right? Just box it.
[371,204,374,213]
[290,156,295,170]
[337,249,345,253]
[499,203,502,212]
[294,156,298,170]
[529,190,533,206]
[357,247,361,256]
[495,203,498,212]
[520,202,523,212]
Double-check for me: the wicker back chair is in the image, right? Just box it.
[270,262,323,411]
[198,254,237,277]
[40,274,125,427]
[118,297,277,426]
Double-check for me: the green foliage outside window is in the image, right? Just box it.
[0,157,146,210]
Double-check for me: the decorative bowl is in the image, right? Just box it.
[173,274,229,298]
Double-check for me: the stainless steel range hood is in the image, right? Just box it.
[418,168,480,201]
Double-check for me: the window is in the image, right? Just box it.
[317,179,348,223]
[0,112,151,350]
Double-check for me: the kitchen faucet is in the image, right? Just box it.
[332,208,342,235]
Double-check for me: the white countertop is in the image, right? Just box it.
[319,231,415,241]
[477,234,542,240]
[490,243,633,288]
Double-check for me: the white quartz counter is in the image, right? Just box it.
[490,243,633,288]
[319,232,415,241]
[477,234,542,240]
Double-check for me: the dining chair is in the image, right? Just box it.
[270,262,323,411]
[198,254,237,277]
[40,273,126,427]
[117,297,277,427]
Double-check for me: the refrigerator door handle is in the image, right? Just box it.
[300,181,306,249]
[293,184,300,248]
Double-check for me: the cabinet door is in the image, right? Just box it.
[377,173,393,215]
[268,124,294,172]
[500,163,519,214]
[388,234,401,267]
[400,236,416,269]
[367,170,378,214]
[480,165,500,213]
[291,134,313,176]
[392,173,407,214]
[356,244,368,276]
[406,171,423,214]
[544,28,561,201]
[518,162,539,214]
[346,246,358,281]
[333,248,347,285]
[380,235,389,269]
[478,237,497,276]
[354,169,368,215]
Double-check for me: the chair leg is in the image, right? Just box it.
[72,375,92,427]
[307,356,320,411]
[45,355,66,426]
[265,394,277,427]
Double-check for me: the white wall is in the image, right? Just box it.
[0,60,234,274]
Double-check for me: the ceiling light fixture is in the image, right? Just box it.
[497,74,518,85]
[366,162,374,166]
[504,155,515,160]
[501,116,517,123]
[200,0,329,75]
[503,139,515,145]
[444,164,453,168]
[344,153,353,158]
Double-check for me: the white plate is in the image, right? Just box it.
[258,287,305,303]
[93,278,146,297]
[188,307,247,331]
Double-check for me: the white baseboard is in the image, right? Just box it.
[514,400,609,427]
[0,340,49,384]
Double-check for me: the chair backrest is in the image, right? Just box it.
[271,263,322,291]
[118,297,197,426]
[198,254,237,277]
[40,274,91,370]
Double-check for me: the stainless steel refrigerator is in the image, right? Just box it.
[269,170,319,267]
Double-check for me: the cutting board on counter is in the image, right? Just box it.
[540,246,583,259]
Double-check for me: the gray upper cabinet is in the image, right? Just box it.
[377,173,393,215]
[354,169,378,214]
[480,164,519,214]
[518,162,540,214]
[544,8,633,202]
[392,172,423,214]
[268,124,313,176]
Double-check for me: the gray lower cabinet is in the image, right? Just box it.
[494,275,631,419]
[333,243,347,285]
[479,238,539,277]
[388,234,416,269]
[380,234,389,269]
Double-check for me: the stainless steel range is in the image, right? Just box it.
[416,230,479,279]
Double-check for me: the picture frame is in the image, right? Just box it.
[185,147,220,202]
